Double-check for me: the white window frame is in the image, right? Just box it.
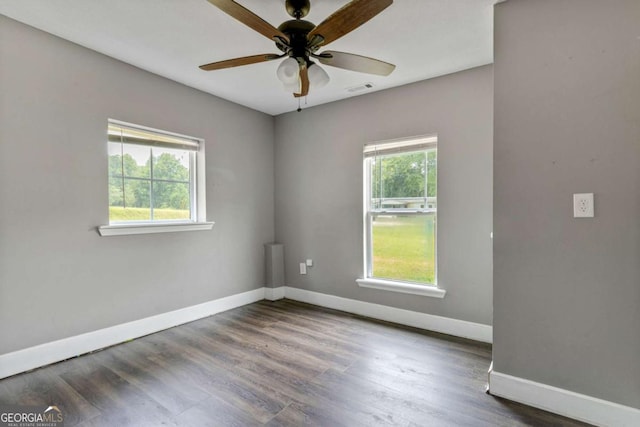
[98,119,213,236]
[357,135,445,298]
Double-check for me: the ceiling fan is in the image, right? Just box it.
[199,0,395,100]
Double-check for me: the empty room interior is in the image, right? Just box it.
[0,0,638,426]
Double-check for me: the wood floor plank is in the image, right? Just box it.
[265,401,370,427]
[0,299,593,426]
[185,317,330,378]
[217,311,358,371]
[0,368,99,426]
[137,334,291,424]
[59,363,177,426]
[172,394,263,427]
[90,346,210,416]
[311,367,481,427]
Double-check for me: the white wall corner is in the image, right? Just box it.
[282,286,492,343]
[264,286,285,301]
[489,370,640,427]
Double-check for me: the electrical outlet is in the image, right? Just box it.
[573,193,594,218]
[299,263,307,275]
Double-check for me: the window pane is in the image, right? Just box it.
[108,176,124,207]
[427,150,437,198]
[108,142,123,176]
[152,148,190,182]
[371,214,436,284]
[152,182,191,220]
[371,150,435,210]
[107,120,202,225]
[122,144,150,178]
[109,178,151,221]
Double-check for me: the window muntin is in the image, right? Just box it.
[107,121,200,224]
[364,137,437,286]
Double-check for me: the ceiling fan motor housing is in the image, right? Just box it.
[277,19,315,60]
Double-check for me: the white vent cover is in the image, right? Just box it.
[346,83,374,93]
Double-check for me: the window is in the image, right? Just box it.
[99,120,212,236]
[358,136,445,298]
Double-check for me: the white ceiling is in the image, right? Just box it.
[0,0,495,116]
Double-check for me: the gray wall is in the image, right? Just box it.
[0,16,274,354]
[493,0,640,408]
[275,65,493,326]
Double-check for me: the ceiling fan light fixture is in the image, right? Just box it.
[276,57,300,85]
[307,63,330,89]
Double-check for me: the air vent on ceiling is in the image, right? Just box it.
[346,83,374,93]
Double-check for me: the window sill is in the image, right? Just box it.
[98,222,214,237]
[356,278,446,298]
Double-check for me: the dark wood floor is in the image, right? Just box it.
[0,299,591,426]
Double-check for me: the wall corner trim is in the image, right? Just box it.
[283,286,492,343]
[489,370,640,427]
[264,286,286,301]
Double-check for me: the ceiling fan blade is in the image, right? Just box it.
[318,51,395,76]
[206,0,289,43]
[199,53,281,71]
[294,65,310,98]
[308,0,393,47]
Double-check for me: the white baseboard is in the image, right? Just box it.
[6,284,635,426]
[264,286,285,301]
[489,370,640,427]
[0,285,492,380]
[282,286,492,343]
[0,288,265,380]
